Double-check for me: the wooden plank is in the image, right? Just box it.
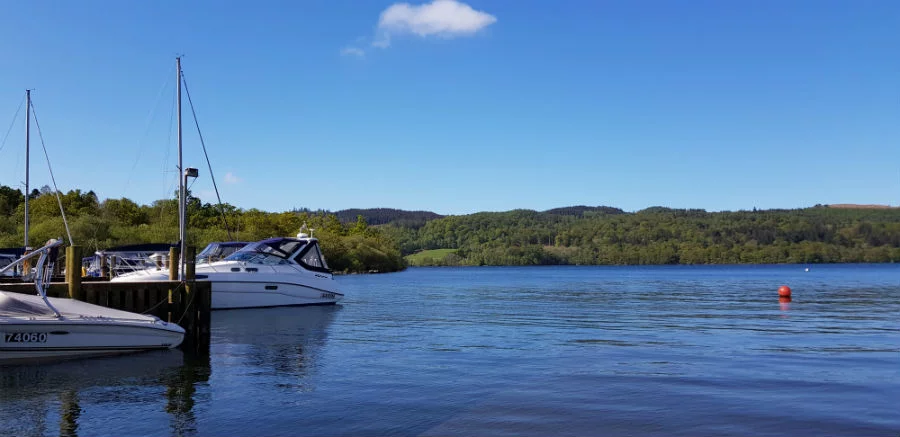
[124,288,134,312]
[135,287,146,313]
[85,286,97,305]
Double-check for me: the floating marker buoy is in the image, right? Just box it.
[778,285,792,297]
[779,296,791,304]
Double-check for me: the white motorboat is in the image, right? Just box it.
[84,243,175,277]
[112,233,343,310]
[0,240,185,364]
[111,59,341,309]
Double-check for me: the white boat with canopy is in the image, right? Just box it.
[0,240,185,364]
[112,232,343,309]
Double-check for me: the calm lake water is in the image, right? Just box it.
[1,265,898,437]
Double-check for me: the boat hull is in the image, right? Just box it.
[0,321,184,364]
[112,263,344,310]
[212,280,342,309]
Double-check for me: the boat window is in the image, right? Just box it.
[269,240,305,257]
[198,242,249,264]
[224,239,305,265]
[197,243,220,261]
[226,251,290,265]
[295,243,330,272]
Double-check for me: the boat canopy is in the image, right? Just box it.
[224,237,331,272]
[297,243,330,273]
[0,248,26,257]
[225,238,306,265]
[0,254,15,267]
[98,243,176,254]
[197,241,250,264]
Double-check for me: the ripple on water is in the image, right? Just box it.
[1,265,898,437]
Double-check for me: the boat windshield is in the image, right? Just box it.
[224,239,306,265]
[198,242,249,264]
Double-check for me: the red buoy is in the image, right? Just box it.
[778,285,792,297]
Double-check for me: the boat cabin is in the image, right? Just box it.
[224,238,331,273]
[197,241,250,264]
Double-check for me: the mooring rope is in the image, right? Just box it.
[141,280,185,315]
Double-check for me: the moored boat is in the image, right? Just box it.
[112,232,343,309]
[0,240,185,364]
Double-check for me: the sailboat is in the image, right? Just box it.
[111,58,343,309]
[0,90,35,279]
[1,90,77,281]
[0,239,185,364]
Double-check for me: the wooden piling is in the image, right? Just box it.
[185,246,196,281]
[109,256,118,278]
[65,246,83,300]
[169,247,180,281]
[99,255,108,279]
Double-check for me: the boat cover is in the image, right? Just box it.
[0,290,169,324]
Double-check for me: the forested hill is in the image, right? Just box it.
[379,206,900,266]
[5,182,900,269]
[333,208,444,226]
[543,206,626,217]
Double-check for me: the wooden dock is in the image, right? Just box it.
[2,245,211,351]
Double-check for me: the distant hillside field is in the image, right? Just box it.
[405,249,461,266]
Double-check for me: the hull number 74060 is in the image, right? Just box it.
[4,332,48,343]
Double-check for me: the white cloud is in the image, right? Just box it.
[373,0,496,48]
[224,172,242,184]
[341,46,366,57]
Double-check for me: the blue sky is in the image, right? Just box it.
[0,0,897,215]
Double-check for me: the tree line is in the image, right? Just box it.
[382,206,900,266]
[5,184,900,270]
[0,185,405,274]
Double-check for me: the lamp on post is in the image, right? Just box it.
[181,167,199,280]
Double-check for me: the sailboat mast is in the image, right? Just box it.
[177,57,185,280]
[24,89,31,250]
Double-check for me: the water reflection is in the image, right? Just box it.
[779,296,791,313]
[211,305,339,390]
[164,352,211,437]
[59,390,81,437]
[0,348,210,437]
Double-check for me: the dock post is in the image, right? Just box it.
[183,246,197,345]
[109,255,118,278]
[169,247,180,281]
[65,245,83,300]
[167,247,180,323]
[185,246,195,282]
[99,255,108,279]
